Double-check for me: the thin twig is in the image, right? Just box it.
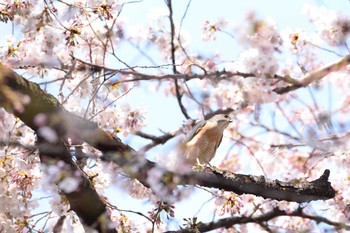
[166,0,191,119]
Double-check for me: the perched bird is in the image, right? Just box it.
[183,114,232,165]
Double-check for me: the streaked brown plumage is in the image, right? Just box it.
[184,114,232,165]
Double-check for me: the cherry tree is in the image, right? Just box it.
[0,0,350,232]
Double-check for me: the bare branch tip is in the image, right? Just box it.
[321,169,330,180]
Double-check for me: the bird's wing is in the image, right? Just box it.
[216,134,223,149]
[183,121,206,144]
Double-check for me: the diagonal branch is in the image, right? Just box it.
[135,130,181,152]
[274,54,350,94]
[0,64,113,231]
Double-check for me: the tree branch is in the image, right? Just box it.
[73,54,350,96]
[166,0,191,120]
[195,167,335,202]
[0,63,114,231]
[74,57,253,83]
[135,130,180,152]
[165,206,350,233]
[274,54,350,94]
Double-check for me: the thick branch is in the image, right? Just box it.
[193,167,335,203]
[0,64,112,231]
[37,137,109,230]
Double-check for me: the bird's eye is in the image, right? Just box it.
[224,114,229,118]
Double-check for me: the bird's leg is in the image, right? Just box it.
[192,159,217,171]
[191,158,206,171]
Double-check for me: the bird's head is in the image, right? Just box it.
[208,114,232,129]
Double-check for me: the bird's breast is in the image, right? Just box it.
[185,126,223,164]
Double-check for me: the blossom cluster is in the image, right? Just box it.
[0,109,41,232]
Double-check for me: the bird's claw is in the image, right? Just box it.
[192,159,216,171]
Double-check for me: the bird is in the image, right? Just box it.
[183,114,232,166]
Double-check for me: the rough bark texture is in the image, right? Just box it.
[0,64,336,229]
[193,167,335,202]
